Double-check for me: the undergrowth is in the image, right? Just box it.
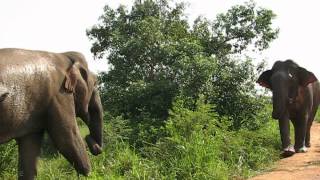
[0,99,281,179]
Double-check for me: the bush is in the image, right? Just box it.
[142,97,280,179]
[0,99,280,179]
[0,141,17,178]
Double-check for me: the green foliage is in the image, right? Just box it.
[38,116,163,180]
[87,0,277,115]
[87,0,278,146]
[144,98,230,179]
[204,58,269,130]
[0,141,17,177]
[89,0,191,122]
[0,102,280,179]
[142,98,280,179]
[193,1,278,57]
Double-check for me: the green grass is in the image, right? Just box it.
[0,108,281,179]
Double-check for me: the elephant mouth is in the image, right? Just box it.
[85,135,103,155]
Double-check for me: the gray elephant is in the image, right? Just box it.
[257,60,320,157]
[0,48,103,179]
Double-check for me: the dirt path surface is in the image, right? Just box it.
[250,122,320,180]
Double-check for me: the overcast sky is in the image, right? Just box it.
[0,0,319,77]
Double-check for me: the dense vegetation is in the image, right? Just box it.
[0,0,283,179]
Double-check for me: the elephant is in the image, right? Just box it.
[0,48,103,179]
[257,60,320,157]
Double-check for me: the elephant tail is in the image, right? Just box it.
[0,86,9,102]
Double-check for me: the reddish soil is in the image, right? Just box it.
[250,122,320,180]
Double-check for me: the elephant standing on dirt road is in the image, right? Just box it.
[257,60,320,157]
[0,48,103,179]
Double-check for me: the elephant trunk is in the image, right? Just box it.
[271,77,292,150]
[272,93,287,119]
[271,79,288,120]
[278,116,291,149]
[85,89,103,155]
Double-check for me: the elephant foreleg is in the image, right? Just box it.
[16,132,44,180]
[279,118,291,149]
[279,118,295,157]
[293,115,308,152]
[47,96,91,176]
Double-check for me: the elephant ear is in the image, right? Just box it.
[65,64,78,93]
[297,67,318,86]
[63,52,90,95]
[257,70,272,89]
[64,62,89,93]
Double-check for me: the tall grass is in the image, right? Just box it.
[0,101,281,179]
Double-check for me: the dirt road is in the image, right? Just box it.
[250,122,320,180]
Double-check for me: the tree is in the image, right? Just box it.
[192,1,278,57]
[88,0,198,120]
[87,0,278,142]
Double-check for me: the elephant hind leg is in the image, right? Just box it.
[16,132,44,180]
[306,124,312,148]
[47,97,91,176]
[306,109,317,147]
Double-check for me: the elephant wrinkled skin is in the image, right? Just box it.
[0,48,103,179]
[257,60,320,157]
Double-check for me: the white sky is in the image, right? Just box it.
[0,0,319,77]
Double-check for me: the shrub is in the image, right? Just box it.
[143,97,280,179]
[0,141,17,177]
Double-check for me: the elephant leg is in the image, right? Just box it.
[47,96,91,176]
[16,132,44,180]
[306,109,317,147]
[305,132,311,147]
[293,116,308,152]
[292,120,301,150]
[278,118,291,148]
[305,121,312,148]
[278,118,294,157]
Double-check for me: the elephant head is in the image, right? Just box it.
[63,52,103,155]
[257,60,317,120]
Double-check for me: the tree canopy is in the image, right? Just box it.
[87,0,278,141]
